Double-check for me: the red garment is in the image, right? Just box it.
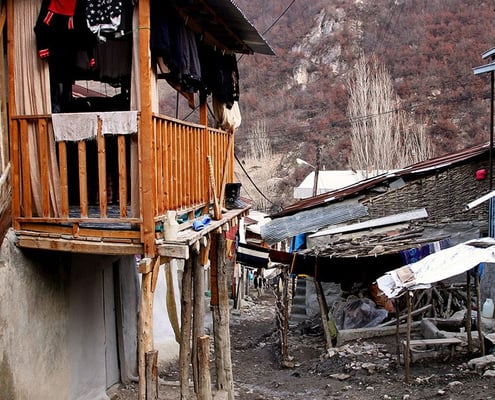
[48,0,77,17]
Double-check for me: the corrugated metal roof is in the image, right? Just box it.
[261,202,369,246]
[272,142,491,218]
[172,0,274,55]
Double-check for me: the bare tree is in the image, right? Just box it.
[235,118,278,212]
[347,55,434,176]
[249,120,272,161]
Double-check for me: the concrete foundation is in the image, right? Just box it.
[0,229,139,400]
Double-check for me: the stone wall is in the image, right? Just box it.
[363,159,489,224]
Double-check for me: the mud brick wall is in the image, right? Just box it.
[362,159,490,224]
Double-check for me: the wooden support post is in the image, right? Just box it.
[179,257,194,400]
[138,257,158,400]
[466,270,473,353]
[475,266,485,356]
[314,278,332,350]
[395,298,401,361]
[404,290,413,384]
[192,250,205,394]
[137,0,156,257]
[165,260,181,344]
[210,232,234,400]
[219,134,234,209]
[145,350,158,400]
[281,268,290,364]
[207,155,221,220]
[198,335,213,400]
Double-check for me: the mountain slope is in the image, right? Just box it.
[233,0,495,210]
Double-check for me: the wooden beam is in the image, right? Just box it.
[157,243,189,259]
[138,257,153,274]
[16,235,143,255]
[151,256,161,293]
[314,278,333,351]
[207,155,221,220]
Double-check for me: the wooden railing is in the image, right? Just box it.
[152,114,234,221]
[10,113,234,243]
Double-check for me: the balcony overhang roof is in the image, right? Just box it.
[171,0,275,55]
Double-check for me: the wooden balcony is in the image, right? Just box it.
[11,111,243,256]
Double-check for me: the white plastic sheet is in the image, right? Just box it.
[377,237,495,298]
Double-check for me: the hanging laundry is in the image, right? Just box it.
[35,0,95,64]
[199,43,240,108]
[150,0,201,104]
[35,0,96,112]
[237,242,270,269]
[212,97,241,132]
[86,0,124,38]
[151,0,182,78]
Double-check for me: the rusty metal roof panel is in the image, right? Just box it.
[272,142,490,219]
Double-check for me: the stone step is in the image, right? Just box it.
[290,304,307,315]
[292,296,306,305]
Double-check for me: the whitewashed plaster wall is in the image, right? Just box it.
[0,229,139,400]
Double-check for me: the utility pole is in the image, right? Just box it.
[312,146,322,197]
[473,47,495,236]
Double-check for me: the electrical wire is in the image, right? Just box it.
[236,89,488,141]
[234,152,278,206]
[238,0,297,63]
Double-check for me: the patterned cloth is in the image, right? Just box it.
[399,238,450,265]
[86,0,123,35]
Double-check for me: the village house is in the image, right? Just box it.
[0,1,272,399]
[261,143,494,340]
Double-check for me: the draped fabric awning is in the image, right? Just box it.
[377,237,495,298]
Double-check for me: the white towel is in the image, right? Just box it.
[99,111,138,135]
[52,113,98,142]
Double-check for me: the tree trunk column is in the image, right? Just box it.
[179,257,194,400]
[211,231,235,400]
[138,257,160,400]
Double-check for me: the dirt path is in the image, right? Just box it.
[113,290,495,400]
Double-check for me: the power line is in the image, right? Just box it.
[238,0,297,63]
[261,0,296,36]
[236,90,488,141]
[234,152,278,206]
